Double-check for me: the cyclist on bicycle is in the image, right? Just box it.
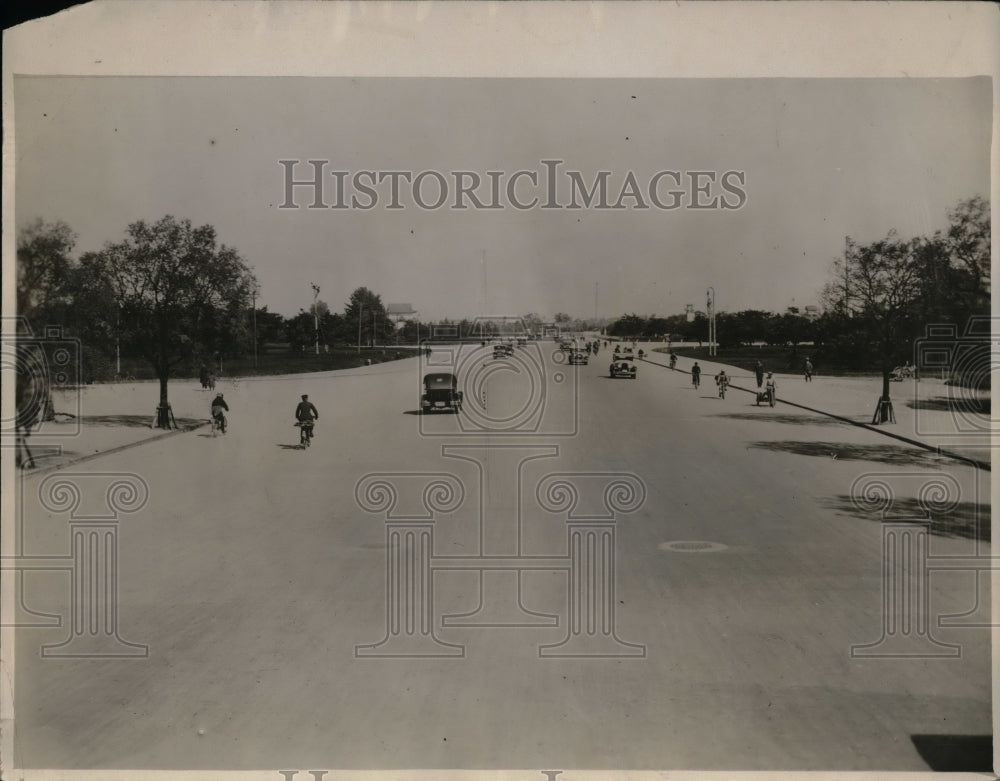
[669,352,677,370]
[211,393,229,433]
[715,369,729,395]
[295,394,319,435]
[691,362,701,387]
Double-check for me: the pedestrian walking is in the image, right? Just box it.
[754,360,764,388]
[804,358,813,382]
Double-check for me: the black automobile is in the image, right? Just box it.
[422,373,463,413]
[610,360,637,379]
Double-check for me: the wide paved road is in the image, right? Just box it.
[14,342,991,770]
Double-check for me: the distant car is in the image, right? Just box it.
[610,360,637,379]
[421,373,463,413]
[568,349,589,365]
[618,348,635,360]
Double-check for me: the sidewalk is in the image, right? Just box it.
[643,343,992,469]
[16,380,209,476]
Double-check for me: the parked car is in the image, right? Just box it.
[568,349,589,365]
[421,373,463,413]
[610,360,637,379]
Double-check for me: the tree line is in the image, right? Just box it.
[606,196,990,399]
[16,214,402,428]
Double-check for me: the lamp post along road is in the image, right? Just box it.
[707,287,717,357]
[251,286,258,369]
[357,303,363,354]
[311,283,321,356]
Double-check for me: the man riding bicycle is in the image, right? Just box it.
[715,369,729,397]
[210,393,229,433]
[295,394,319,443]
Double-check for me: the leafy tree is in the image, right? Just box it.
[254,307,286,345]
[946,195,990,306]
[344,287,393,347]
[78,216,257,427]
[823,231,922,419]
[16,218,77,319]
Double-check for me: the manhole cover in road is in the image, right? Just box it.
[658,540,729,553]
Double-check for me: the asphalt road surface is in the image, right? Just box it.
[14,343,992,771]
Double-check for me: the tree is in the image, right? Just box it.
[946,195,990,305]
[254,306,286,345]
[344,287,393,348]
[824,231,922,421]
[16,219,76,319]
[79,216,257,427]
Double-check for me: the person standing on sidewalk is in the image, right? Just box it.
[804,358,813,382]
[754,361,765,388]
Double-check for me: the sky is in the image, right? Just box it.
[13,76,991,321]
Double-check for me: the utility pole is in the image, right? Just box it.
[251,285,259,369]
[844,235,851,316]
[707,287,716,357]
[311,283,320,355]
[357,302,364,354]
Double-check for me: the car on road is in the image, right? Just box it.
[568,349,589,365]
[421,373,463,413]
[618,347,635,360]
[610,360,637,379]
[493,343,514,358]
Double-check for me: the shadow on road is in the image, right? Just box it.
[80,414,204,429]
[905,395,990,414]
[819,495,990,542]
[747,440,943,467]
[277,443,305,450]
[910,734,993,771]
[716,412,856,427]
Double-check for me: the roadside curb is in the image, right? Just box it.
[640,357,990,472]
[18,420,210,479]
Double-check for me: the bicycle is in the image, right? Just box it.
[211,411,227,436]
[296,420,315,448]
[717,378,728,399]
[692,372,700,389]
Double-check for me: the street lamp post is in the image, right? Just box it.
[251,285,259,369]
[116,304,121,378]
[707,287,716,357]
[311,283,320,356]
[357,303,363,354]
